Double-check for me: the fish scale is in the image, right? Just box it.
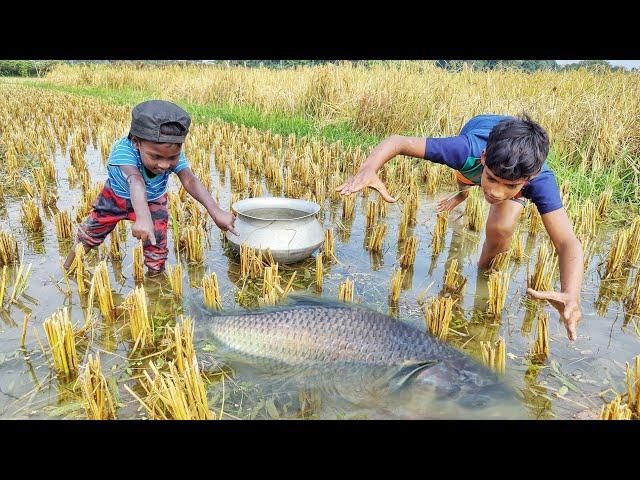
[196,303,454,368]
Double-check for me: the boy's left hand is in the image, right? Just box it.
[212,208,239,236]
[526,288,581,341]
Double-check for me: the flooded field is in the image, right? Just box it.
[0,85,639,420]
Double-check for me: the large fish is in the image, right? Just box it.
[190,296,526,419]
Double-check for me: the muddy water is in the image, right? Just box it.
[0,140,638,420]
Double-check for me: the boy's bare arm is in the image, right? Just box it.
[436,181,472,212]
[118,165,157,245]
[176,168,239,235]
[336,135,427,202]
[529,207,584,341]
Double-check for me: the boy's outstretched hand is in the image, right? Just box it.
[212,208,239,236]
[336,167,397,203]
[526,288,582,341]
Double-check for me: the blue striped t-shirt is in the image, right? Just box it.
[107,137,189,201]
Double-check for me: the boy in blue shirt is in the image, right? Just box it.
[337,114,583,341]
[64,100,238,275]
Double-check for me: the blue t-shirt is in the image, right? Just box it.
[425,114,563,215]
[106,137,189,201]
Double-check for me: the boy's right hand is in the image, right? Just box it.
[336,167,397,203]
[132,219,156,246]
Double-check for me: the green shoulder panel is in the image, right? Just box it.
[458,156,483,185]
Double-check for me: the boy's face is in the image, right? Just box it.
[132,137,182,175]
[479,152,528,205]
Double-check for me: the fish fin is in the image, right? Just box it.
[388,360,441,392]
[282,293,354,309]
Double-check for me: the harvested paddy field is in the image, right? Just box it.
[1,69,639,420]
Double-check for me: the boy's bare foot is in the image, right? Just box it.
[146,267,166,278]
[436,191,469,212]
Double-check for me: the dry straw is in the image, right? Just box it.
[71,243,87,294]
[529,242,557,292]
[202,272,222,310]
[123,285,152,352]
[315,252,323,292]
[487,270,510,317]
[465,188,484,231]
[367,223,387,253]
[54,210,72,241]
[389,268,404,304]
[399,236,418,269]
[183,226,205,263]
[244,244,260,279]
[126,359,213,420]
[529,310,550,363]
[171,315,197,375]
[398,203,411,242]
[599,396,632,420]
[133,240,144,282]
[0,265,7,306]
[258,263,296,306]
[481,337,506,375]
[168,263,183,298]
[0,231,19,266]
[627,216,640,266]
[596,188,612,220]
[527,205,544,234]
[365,200,378,229]
[443,259,467,295]
[79,353,117,420]
[432,211,448,255]
[624,355,639,418]
[338,278,354,302]
[9,260,32,303]
[424,296,454,340]
[20,178,35,197]
[240,244,271,279]
[342,195,355,220]
[43,307,78,379]
[376,195,387,217]
[490,251,511,272]
[573,200,597,238]
[510,227,525,262]
[92,260,115,321]
[21,198,43,232]
[603,228,629,280]
[109,232,121,261]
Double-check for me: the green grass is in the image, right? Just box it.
[17,81,381,148]
[5,78,639,217]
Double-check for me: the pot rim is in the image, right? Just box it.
[232,197,321,221]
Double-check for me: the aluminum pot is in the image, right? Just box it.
[226,197,324,264]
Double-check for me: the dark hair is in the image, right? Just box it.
[484,113,549,180]
[159,122,186,136]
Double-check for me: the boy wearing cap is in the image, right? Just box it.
[336,114,584,341]
[64,100,238,276]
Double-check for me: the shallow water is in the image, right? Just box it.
[0,138,638,420]
[241,208,309,220]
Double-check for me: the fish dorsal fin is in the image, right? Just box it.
[389,360,441,392]
[282,293,355,309]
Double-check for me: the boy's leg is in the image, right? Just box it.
[141,194,169,274]
[478,199,524,269]
[65,183,128,270]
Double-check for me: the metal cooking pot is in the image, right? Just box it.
[226,197,324,264]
